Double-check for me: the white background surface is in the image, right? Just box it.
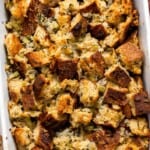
[0,0,150,149]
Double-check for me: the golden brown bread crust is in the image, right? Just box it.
[90,51,105,78]
[34,125,53,150]
[93,104,124,128]
[5,33,22,57]
[34,25,51,47]
[122,104,132,119]
[21,0,39,35]
[117,137,148,150]
[103,0,138,47]
[13,126,34,150]
[39,112,68,131]
[8,79,23,103]
[106,0,133,26]
[91,51,105,73]
[88,24,107,40]
[71,13,88,37]
[116,42,144,74]
[57,93,76,114]
[56,59,78,81]
[117,42,144,65]
[88,130,120,150]
[104,87,128,106]
[26,50,50,67]
[33,74,46,99]
[79,1,100,13]
[60,79,79,94]
[126,117,150,137]
[134,91,150,116]
[21,85,36,110]
[105,65,131,87]
[9,0,32,19]
[14,61,27,77]
[79,79,99,106]
[70,108,93,127]
[79,51,105,81]
[21,0,54,35]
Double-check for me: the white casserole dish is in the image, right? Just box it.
[0,0,150,149]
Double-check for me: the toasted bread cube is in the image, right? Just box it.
[13,127,32,146]
[88,130,120,150]
[56,14,71,28]
[57,93,76,114]
[122,104,132,119]
[127,76,144,116]
[79,0,100,13]
[89,24,107,40]
[105,64,131,87]
[34,124,53,150]
[5,33,22,57]
[33,74,46,99]
[94,105,124,128]
[14,55,28,77]
[34,25,51,47]
[21,0,54,35]
[70,108,92,127]
[10,0,31,18]
[46,101,67,122]
[21,85,36,110]
[118,16,134,43]
[39,112,68,131]
[26,50,50,67]
[106,0,133,26]
[22,16,37,36]
[105,0,134,46]
[71,13,88,37]
[116,42,144,74]
[128,77,143,94]
[72,140,97,150]
[39,75,61,101]
[117,137,149,150]
[60,79,79,94]
[8,79,24,103]
[56,59,78,81]
[21,0,38,35]
[104,30,120,47]
[8,101,23,119]
[134,91,150,116]
[104,82,128,106]
[79,51,105,81]
[22,0,53,35]
[126,118,150,137]
[78,79,99,106]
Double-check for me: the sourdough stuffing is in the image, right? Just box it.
[5,0,150,149]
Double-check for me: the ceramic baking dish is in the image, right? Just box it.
[0,0,150,149]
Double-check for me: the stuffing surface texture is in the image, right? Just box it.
[5,0,150,149]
